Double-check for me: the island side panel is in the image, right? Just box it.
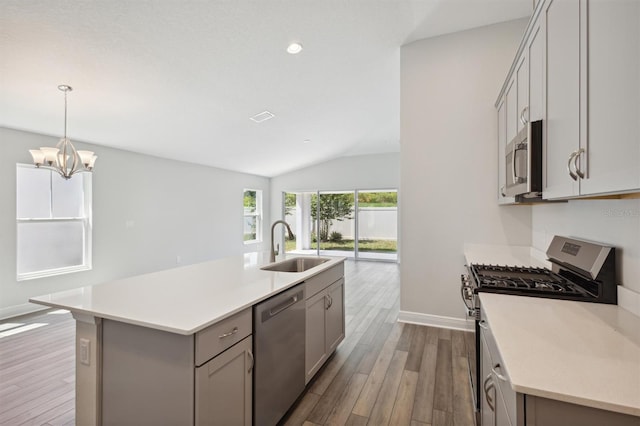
[101,319,195,425]
[73,314,103,426]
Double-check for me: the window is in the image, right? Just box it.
[243,189,262,244]
[16,164,92,280]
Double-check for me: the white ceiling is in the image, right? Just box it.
[0,0,531,177]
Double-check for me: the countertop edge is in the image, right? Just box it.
[511,383,640,418]
[479,292,640,418]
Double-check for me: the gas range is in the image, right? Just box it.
[468,264,595,300]
[462,236,617,308]
[461,236,617,421]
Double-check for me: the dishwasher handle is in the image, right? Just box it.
[261,289,304,323]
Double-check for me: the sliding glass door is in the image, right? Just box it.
[283,189,398,262]
[356,190,398,261]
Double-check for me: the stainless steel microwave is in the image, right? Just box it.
[504,120,543,199]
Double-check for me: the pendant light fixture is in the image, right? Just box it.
[28,85,97,179]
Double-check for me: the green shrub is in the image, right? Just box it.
[329,231,343,242]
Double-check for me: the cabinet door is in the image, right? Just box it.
[480,334,496,426]
[505,78,518,144]
[325,279,345,354]
[195,336,252,426]
[305,290,327,383]
[516,52,529,133]
[497,98,516,205]
[528,20,544,122]
[543,0,581,199]
[580,0,640,195]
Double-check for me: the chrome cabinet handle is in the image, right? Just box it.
[483,374,495,412]
[325,294,333,310]
[574,148,585,179]
[478,320,488,330]
[567,151,579,181]
[218,327,238,339]
[492,363,508,382]
[519,106,529,126]
[247,349,254,374]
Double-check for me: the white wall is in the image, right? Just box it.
[532,200,640,294]
[270,153,400,194]
[0,127,270,318]
[400,19,532,324]
[269,153,400,243]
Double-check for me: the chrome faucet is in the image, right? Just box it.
[270,220,294,263]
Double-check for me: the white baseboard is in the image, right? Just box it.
[398,310,474,331]
[618,285,640,318]
[0,303,48,321]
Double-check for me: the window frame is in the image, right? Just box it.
[16,163,93,281]
[243,188,262,245]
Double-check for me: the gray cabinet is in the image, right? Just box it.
[497,0,640,201]
[542,0,640,198]
[543,0,582,199]
[325,279,345,354]
[479,315,516,426]
[479,312,639,426]
[305,275,345,384]
[580,0,640,195]
[195,336,253,426]
[497,97,515,205]
[101,308,253,426]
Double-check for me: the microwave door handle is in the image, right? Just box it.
[512,143,527,183]
[512,146,518,184]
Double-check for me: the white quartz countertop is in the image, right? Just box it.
[480,291,640,417]
[463,243,550,269]
[29,253,345,335]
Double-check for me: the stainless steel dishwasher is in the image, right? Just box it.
[253,283,305,426]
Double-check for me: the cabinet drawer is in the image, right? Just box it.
[196,308,252,366]
[305,263,344,299]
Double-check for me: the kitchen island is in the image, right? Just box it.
[29,252,346,426]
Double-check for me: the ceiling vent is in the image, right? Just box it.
[250,110,275,123]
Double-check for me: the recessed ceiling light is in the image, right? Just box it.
[250,111,275,123]
[287,42,303,55]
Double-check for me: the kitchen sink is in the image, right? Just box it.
[261,257,331,273]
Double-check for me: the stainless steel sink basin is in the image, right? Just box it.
[261,257,330,273]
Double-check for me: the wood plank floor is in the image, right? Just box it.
[0,260,475,426]
[282,260,475,426]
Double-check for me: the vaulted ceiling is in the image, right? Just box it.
[0,1,531,177]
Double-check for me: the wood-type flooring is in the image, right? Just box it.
[0,260,475,426]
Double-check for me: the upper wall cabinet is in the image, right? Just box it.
[581,0,640,196]
[496,0,640,201]
[543,0,582,199]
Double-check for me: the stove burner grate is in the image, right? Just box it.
[470,264,589,297]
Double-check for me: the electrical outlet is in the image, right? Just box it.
[80,338,90,366]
